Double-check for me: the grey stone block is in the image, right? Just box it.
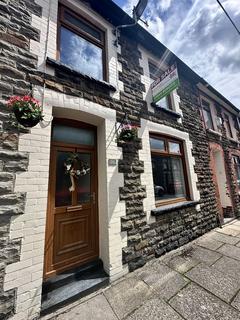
[0,288,15,319]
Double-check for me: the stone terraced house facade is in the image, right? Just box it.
[0,0,240,319]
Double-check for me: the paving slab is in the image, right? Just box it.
[53,294,118,320]
[231,220,240,226]
[104,276,152,319]
[235,240,240,247]
[185,263,240,302]
[136,262,189,301]
[231,290,240,312]
[217,243,240,260]
[212,256,240,280]
[169,283,240,320]
[180,245,221,265]
[195,237,223,250]
[224,223,240,231]
[215,226,240,237]
[126,298,184,320]
[206,231,240,245]
[162,254,199,274]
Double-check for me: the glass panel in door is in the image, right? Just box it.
[55,151,73,207]
[76,153,91,204]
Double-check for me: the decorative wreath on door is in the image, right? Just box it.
[64,153,90,192]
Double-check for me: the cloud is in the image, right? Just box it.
[122,0,138,15]
[159,0,172,12]
[169,0,240,106]
[120,0,240,107]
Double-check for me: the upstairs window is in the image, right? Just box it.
[201,99,214,130]
[58,6,106,81]
[150,135,189,205]
[148,61,172,110]
[223,113,233,138]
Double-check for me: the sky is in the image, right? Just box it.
[113,0,240,107]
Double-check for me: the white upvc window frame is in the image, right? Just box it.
[200,95,218,132]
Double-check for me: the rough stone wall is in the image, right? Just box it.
[0,103,29,319]
[178,80,219,225]
[117,37,219,271]
[0,1,41,318]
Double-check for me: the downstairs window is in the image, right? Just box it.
[150,134,189,205]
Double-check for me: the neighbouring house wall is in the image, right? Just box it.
[203,105,240,218]
[116,37,219,271]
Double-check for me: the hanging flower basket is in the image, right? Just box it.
[118,124,138,142]
[7,95,44,128]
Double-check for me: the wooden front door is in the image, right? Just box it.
[44,120,98,279]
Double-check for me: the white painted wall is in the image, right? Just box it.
[4,88,128,319]
[35,88,128,281]
[4,104,53,320]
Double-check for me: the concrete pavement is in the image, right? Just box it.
[42,219,240,320]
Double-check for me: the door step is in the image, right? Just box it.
[41,259,109,315]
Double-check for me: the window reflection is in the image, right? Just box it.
[150,135,188,204]
[201,99,214,130]
[169,142,180,154]
[150,137,165,151]
[64,11,102,41]
[60,26,103,80]
[52,124,95,146]
[152,155,186,201]
[76,153,91,204]
[55,151,72,207]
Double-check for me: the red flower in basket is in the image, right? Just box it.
[7,95,43,128]
[118,123,138,141]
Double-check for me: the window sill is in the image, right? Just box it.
[228,137,239,144]
[206,128,222,137]
[151,200,200,216]
[46,57,116,92]
[150,103,181,119]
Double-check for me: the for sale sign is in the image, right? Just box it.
[151,64,179,103]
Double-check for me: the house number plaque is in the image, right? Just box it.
[108,159,117,166]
